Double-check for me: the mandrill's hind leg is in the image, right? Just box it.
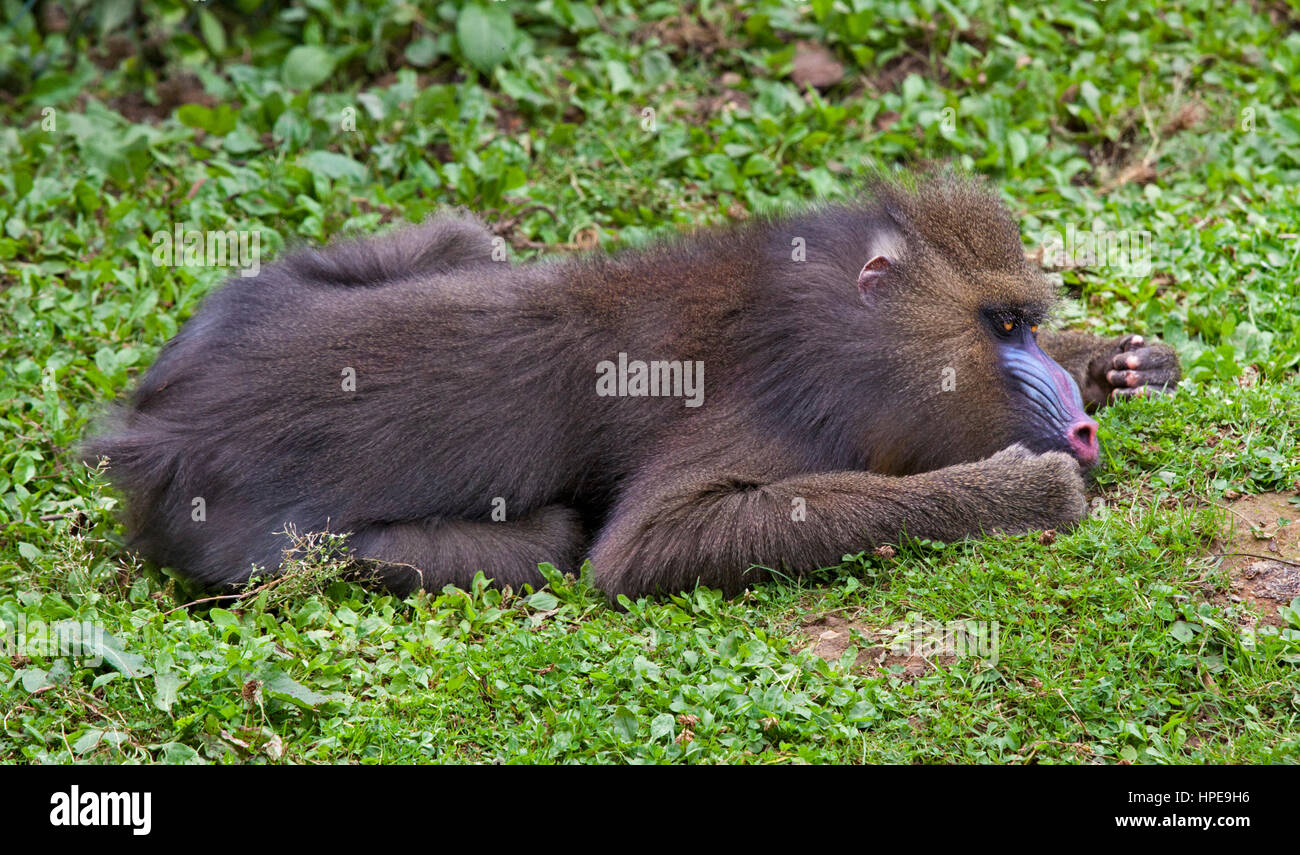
[346,505,585,595]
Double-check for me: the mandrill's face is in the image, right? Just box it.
[855,248,1097,472]
[980,305,1098,468]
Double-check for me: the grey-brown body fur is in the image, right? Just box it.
[85,174,1180,597]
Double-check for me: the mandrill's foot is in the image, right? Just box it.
[1085,334,1181,406]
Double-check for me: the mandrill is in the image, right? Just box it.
[85,172,1181,598]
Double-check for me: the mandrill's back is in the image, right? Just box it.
[83,231,585,586]
[82,212,773,587]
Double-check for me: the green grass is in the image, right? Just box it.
[1,0,1298,763]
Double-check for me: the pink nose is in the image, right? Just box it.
[1066,418,1099,467]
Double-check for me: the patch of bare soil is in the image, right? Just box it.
[799,614,958,680]
[866,52,943,96]
[110,71,216,124]
[1213,491,1300,626]
[684,72,751,125]
[641,11,736,59]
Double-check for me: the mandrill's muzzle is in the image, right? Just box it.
[999,334,1100,468]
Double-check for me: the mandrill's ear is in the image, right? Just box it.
[857,226,904,302]
[856,254,892,300]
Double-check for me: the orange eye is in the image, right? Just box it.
[1003,321,1014,332]
[1030,324,1039,333]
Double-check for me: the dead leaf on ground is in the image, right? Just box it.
[792,42,844,89]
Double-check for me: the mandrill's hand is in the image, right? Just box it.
[932,443,1088,536]
[1083,334,1181,407]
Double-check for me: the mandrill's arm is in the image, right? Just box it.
[1037,330,1181,410]
[589,445,1086,599]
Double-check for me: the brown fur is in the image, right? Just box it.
[83,172,1180,598]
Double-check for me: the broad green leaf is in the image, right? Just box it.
[299,150,368,183]
[649,713,675,741]
[457,3,516,73]
[154,672,185,713]
[264,671,336,708]
[526,592,559,611]
[20,668,54,693]
[282,46,336,90]
[610,706,638,741]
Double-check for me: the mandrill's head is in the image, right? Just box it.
[845,172,1098,474]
